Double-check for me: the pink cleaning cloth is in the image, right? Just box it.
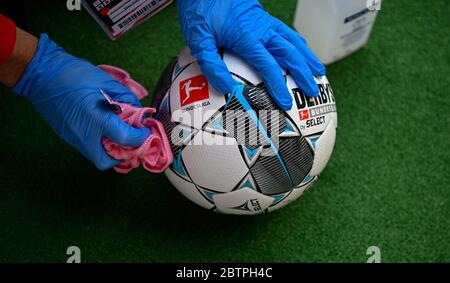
[98,64,149,100]
[99,65,173,174]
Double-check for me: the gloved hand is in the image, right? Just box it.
[177,0,325,110]
[13,34,150,170]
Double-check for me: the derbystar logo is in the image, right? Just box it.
[292,83,336,110]
[180,75,209,107]
[292,82,336,121]
[232,199,262,212]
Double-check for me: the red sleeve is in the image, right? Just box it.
[0,14,17,64]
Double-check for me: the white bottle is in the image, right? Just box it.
[293,0,382,65]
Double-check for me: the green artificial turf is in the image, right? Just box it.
[0,0,449,263]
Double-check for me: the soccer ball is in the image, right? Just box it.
[152,47,337,215]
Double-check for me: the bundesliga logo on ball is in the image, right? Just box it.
[152,47,338,215]
[179,75,209,107]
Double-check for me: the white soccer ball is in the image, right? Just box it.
[152,47,338,215]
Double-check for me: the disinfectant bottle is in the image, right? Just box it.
[293,0,382,65]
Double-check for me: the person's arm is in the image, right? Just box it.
[0,14,150,170]
[0,26,37,87]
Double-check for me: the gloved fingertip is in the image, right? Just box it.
[196,50,234,95]
[277,95,293,111]
[201,64,234,95]
[304,83,320,98]
[279,100,293,111]
[304,53,326,77]
[141,127,152,139]
[315,63,326,77]
[105,115,152,147]
[127,127,151,147]
[96,153,121,171]
[272,87,293,111]
[211,76,234,95]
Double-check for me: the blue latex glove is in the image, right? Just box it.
[177,0,326,110]
[13,34,150,170]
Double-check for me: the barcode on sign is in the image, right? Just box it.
[113,0,164,33]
